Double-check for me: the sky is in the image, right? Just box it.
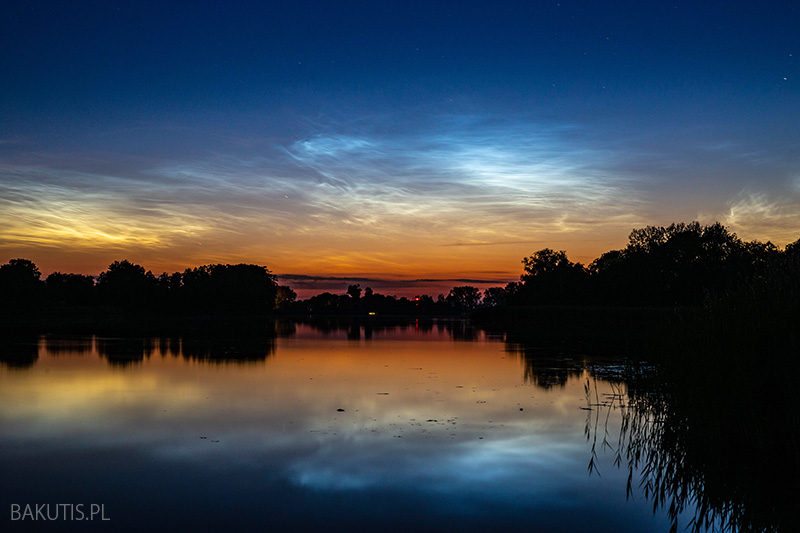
[2,1,799,297]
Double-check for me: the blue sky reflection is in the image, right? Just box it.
[0,328,675,531]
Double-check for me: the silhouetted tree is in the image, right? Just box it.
[786,237,800,256]
[346,284,362,300]
[446,286,482,313]
[97,260,159,310]
[45,272,95,306]
[154,271,183,309]
[784,238,800,277]
[176,263,278,314]
[589,222,753,306]
[503,281,523,304]
[588,249,626,303]
[0,258,45,311]
[303,292,344,313]
[518,249,588,304]
[275,285,297,310]
[482,286,506,307]
[414,294,437,313]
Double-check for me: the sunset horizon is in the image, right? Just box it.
[6,216,798,300]
[2,2,799,300]
[3,3,799,529]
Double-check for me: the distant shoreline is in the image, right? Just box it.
[0,304,685,338]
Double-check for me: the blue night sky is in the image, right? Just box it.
[2,1,799,296]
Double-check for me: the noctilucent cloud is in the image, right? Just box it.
[2,1,799,296]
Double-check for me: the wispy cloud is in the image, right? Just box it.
[442,240,551,247]
[281,114,647,239]
[0,165,222,250]
[0,112,661,274]
[718,189,800,245]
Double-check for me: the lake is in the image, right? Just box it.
[0,319,709,531]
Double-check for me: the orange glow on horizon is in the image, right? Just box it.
[5,210,797,299]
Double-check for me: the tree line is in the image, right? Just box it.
[506,221,799,307]
[2,221,798,318]
[0,257,485,316]
[0,260,287,315]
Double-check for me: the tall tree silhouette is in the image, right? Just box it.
[275,285,297,310]
[179,263,278,314]
[0,258,44,311]
[446,286,482,313]
[346,284,362,300]
[590,222,756,306]
[482,287,506,307]
[96,260,158,310]
[516,249,588,304]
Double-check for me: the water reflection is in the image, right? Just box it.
[96,337,151,366]
[511,343,587,389]
[41,336,93,356]
[581,363,799,533]
[0,321,792,531]
[0,336,38,369]
[6,319,545,370]
[0,323,671,532]
[502,327,797,533]
[506,335,629,391]
[290,317,488,342]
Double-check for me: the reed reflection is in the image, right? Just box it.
[583,364,799,533]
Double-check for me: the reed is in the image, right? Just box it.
[600,268,800,532]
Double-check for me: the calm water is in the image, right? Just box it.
[1,321,683,532]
